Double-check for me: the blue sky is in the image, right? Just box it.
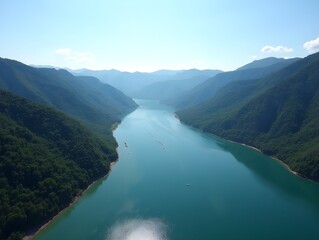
[1,0,319,72]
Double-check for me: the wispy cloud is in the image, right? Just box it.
[303,37,319,52]
[54,48,72,56]
[261,45,293,53]
[54,48,94,63]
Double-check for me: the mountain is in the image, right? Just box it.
[133,76,207,100]
[133,71,221,101]
[71,68,221,97]
[29,64,60,69]
[169,69,221,80]
[152,69,180,76]
[177,52,319,182]
[166,58,300,108]
[71,69,168,96]
[0,58,138,137]
[0,90,116,240]
[236,57,291,71]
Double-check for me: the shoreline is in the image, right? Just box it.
[227,139,299,177]
[24,161,118,240]
[227,138,319,185]
[176,117,316,184]
[111,121,120,131]
[24,112,125,239]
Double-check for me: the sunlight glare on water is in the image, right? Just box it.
[106,218,168,240]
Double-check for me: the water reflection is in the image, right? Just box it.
[106,218,168,240]
[216,139,319,211]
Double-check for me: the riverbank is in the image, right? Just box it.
[228,140,299,177]
[24,112,130,239]
[230,139,319,184]
[176,117,317,184]
[23,161,118,240]
[111,121,120,131]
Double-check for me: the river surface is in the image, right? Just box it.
[35,100,319,240]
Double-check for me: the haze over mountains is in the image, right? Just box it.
[69,57,301,109]
[71,68,222,98]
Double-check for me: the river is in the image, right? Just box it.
[35,100,319,240]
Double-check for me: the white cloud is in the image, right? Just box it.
[54,48,72,56]
[54,48,94,63]
[303,37,319,52]
[261,45,293,53]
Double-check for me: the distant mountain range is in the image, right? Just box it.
[177,52,319,182]
[32,65,222,102]
[70,68,222,97]
[133,70,222,100]
[165,57,300,108]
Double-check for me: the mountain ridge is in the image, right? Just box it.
[177,52,319,182]
[236,57,300,71]
[71,68,222,97]
[0,57,138,137]
[165,58,300,108]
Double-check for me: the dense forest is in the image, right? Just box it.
[0,58,138,139]
[178,52,319,181]
[0,59,137,239]
[0,90,119,239]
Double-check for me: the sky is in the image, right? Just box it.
[0,0,319,72]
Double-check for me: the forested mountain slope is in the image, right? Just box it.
[166,58,299,108]
[178,52,319,181]
[236,57,292,71]
[0,90,116,240]
[0,58,138,137]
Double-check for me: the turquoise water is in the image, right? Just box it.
[35,100,319,240]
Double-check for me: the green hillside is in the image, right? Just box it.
[0,90,116,240]
[236,57,294,71]
[0,58,138,137]
[167,58,299,108]
[178,52,319,181]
